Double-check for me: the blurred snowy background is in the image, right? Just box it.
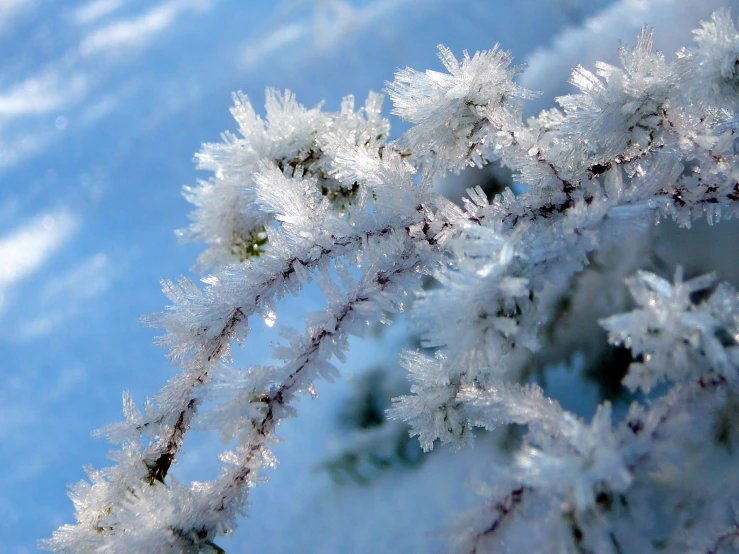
[2,1,738,552]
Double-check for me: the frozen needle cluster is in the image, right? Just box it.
[47,10,739,554]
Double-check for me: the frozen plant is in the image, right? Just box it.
[46,9,739,553]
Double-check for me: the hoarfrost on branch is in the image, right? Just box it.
[46,9,739,553]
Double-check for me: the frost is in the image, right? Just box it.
[600,267,739,392]
[47,12,739,554]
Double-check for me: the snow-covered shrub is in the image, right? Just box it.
[46,9,739,553]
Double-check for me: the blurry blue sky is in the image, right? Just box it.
[4,0,703,551]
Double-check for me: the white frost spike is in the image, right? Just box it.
[411,236,535,375]
[389,351,471,452]
[688,9,739,109]
[388,43,538,174]
[556,26,680,165]
[601,268,739,392]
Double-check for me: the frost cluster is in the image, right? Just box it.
[46,10,739,554]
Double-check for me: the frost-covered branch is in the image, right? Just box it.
[419,272,739,553]
[178,234,425,540]
[48,8,739,553]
